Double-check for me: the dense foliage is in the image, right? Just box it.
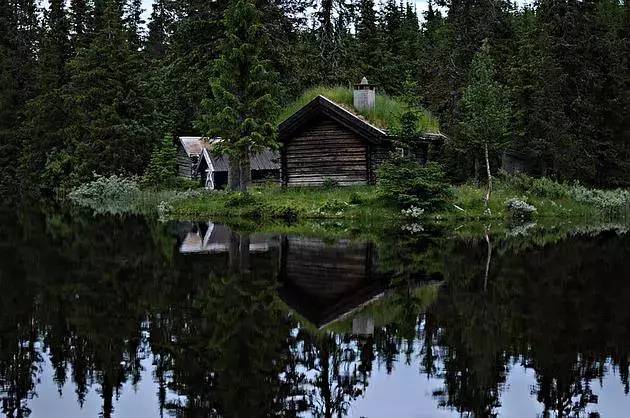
[378,158,452,210]
[0,0,628,198]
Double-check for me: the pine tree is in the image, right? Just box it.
[197,0,278,191]
[0,0,38,197]
[162,0,226,132]
[141,134,178,187]
[19,0,72,193]
[458,40,511,211]
[355,0,381,82]
[48,0,153,190]
[69,0,93,48]
[146,0,170,60]
[123,0,144,46]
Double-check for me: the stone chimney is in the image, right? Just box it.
[353,77,376,112]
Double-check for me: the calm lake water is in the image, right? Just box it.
[1,206,630,417]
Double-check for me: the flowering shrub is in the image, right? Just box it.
[505,198,537,220]
[569,183,630,216]
[68,174,143,214]
[157,201,174,222]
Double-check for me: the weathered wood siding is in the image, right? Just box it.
[283,118,368,186]
[177,145,194,178]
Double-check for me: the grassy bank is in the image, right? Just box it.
[169,178,622,222]
[68,173,630,225]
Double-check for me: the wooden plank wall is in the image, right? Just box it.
[284,118,368,186]
[177,146,194,178]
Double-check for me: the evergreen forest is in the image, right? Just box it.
[1,0,628,197]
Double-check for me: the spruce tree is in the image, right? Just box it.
[69,0,93,48]
[0,0,38,197]
[48,0,153,190]
[19,0,72,193]
[141,134,178,187]
[146,0,170,60]
[197,0,278,191]
[123,0,144,47]
[355,0,383,84]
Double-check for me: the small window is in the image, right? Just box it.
[396,147,405,158]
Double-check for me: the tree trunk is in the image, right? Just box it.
[228,231,240,273]
[483,142,492,214]
[239,234,250,273]
[228,156,241,191]
[239,149,251,192]
[474,155,480,186]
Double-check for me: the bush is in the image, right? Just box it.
[225,191,258,207]
[529,177,569,199]
[68,174,143,215]
[568,183,630,216]
[322,178,340,189]
[377,158,452,210]
[349,192,363,205]
[69,174,141,204]
[505,198,537,220]
[271,204,299,222]
[497,171,534,194]
[319,199,348,213]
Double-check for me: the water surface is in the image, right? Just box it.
[1,207,630,417]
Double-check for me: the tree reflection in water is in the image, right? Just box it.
[0,206,629,417]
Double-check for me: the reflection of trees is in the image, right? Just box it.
[1,205,630,418]
[432,232,630,417]
[286,331,367,418]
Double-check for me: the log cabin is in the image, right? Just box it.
[278,79,445,187]
[177,136,280,189]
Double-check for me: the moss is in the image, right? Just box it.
[277,86,440,133]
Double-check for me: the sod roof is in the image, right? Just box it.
[277,86,440,134]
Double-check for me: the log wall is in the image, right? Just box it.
[283,118,369,186]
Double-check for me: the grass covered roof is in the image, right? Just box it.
[277,86,440,134]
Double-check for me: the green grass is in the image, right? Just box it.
[451,182,598,220]
[170,184,395,222]
[169,176,629,224]
[277,86,440,133]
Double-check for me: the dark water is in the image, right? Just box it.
[1,206,630,418]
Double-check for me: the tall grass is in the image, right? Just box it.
[277,86,440,133]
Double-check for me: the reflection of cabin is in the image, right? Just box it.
[278,79,445,187]
[196,147,279,190]
[277,236,386,330]
[179,222,278,254]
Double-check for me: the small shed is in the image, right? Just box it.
[176,136,216,179]
[196,145,280,190]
